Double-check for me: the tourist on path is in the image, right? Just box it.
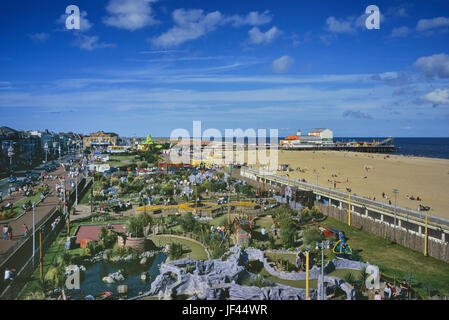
[7,225,13,240]
[23,224,29,237]
[3,225,8,240]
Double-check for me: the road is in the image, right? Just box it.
[0,154,78,198]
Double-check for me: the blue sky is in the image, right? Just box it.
[0,0,449,137]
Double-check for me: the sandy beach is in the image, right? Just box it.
[246,150,449,219]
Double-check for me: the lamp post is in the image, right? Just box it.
[316,241,325,300]
[7,145,14,173]
[392,189,399,228]
[53,142,57,159]
[305,251,310,299]
[44,142,48,163]
[420,205,430,257]
[75,176,78,207]
[32,202,36,268]
[346,188,352,226]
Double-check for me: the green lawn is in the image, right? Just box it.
[149,234,209,260]
[320,216,449,297]
[253,217,273,232]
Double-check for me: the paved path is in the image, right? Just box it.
[0,167,70,255]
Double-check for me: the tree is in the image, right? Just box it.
[45,266,65,290]
[127,213,151,238]
[168,242,183,260]
[279,218,297,248]
[179,213,198,233]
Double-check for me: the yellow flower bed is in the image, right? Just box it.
[136,201,254,212]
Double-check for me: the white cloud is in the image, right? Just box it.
[28,33,50,43]
[413,53,449,79]
[73,35,115,51]
[324,11,385,38]
[422,88,449,105]
[271,56,294,73]
[151,9,224,48]
[416,17,449,32]
[325,16,357,34]
[391,26,411,38]
[248,26,281,45]
[370,71,412,86]
[227,10,272,27]
[151,9,274,48]
[103,0,159,31]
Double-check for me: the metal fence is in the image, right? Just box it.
[0,177,91,300]
[242,167,449,229]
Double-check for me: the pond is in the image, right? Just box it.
[69,253,168,300]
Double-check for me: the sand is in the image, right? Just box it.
[245,150,449,219]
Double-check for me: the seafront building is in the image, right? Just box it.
[83,131,119,148]
[280,128,334,149]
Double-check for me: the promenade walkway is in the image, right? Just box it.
[0,166,69,255]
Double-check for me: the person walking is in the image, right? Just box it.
[23,224,29,237]
[3,225,8,240]
[296,250,304,272]
[7,225,13,240]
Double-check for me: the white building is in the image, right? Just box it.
[308,128,333,143]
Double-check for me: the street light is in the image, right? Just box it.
[316,241,326,300]
[7,145,14,173]
[44,142,49,163]
[392,189,399,228]
[419,205,431,257]
[346,188,352,226]
[32,202,36,268]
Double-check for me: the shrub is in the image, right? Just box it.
[112,244,132,257]
[44,266,65,289]
[86,240,101,255]
[179,213,199,233]
[168,242,183,260]
[279,218,297,249]
[303,229,324,247]
[99,227,118,249]
[247,275,270,288]
[211,245,227,259]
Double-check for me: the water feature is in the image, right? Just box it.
[69,253,168,300]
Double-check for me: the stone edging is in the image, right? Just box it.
[245,248,369,281]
